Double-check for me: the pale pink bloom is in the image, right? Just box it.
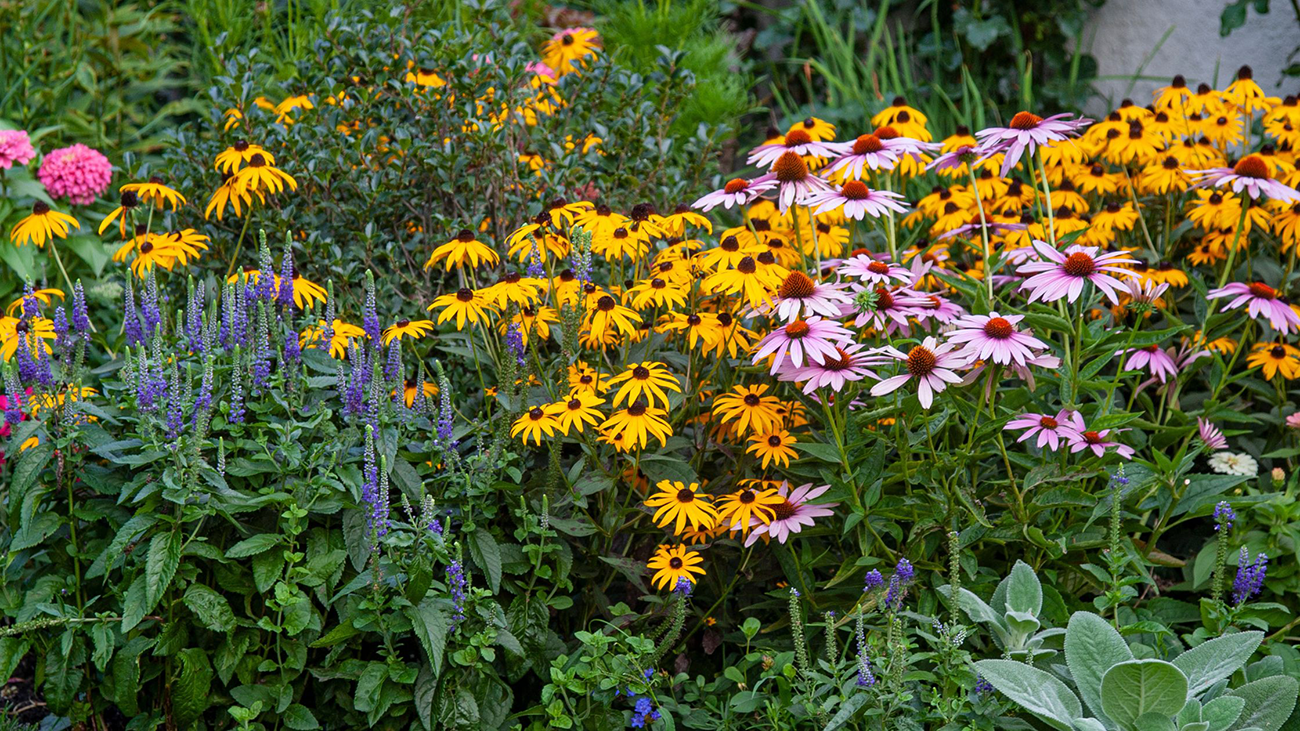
[1119,344,1179,383]
[1017,239,1136,304]
[869,336,964,408]
[911,292,967,324]
[1206,281,1300,334]
[747,132,840,168]
[0,130,36,170]
[1059,412,1135,459]
[751,316,851,374]
[961,353,1062,391]
[1287,413,1300,429]
[975,112,1091,177]
[744,483,838,546]
[38,144,112,204]
[1189,156,1300,203]
[779,342,883,394]
[693,177,778,212]
[751,151,834,213]
[936,218,1027,242]
[1197,417,1228,451]
[1124,277,1170,307]
[1005,409,1075,451]
[823,133,902,178]
[926,144,981,173]
[803,182,908,220]
[768,275,854,322]
[836,254,913,286]
[947,312,1049,366]
[847,284,930,334]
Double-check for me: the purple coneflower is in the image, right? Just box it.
[975,111,1091,177]
[947,312,1049,367]
[751,316,851,374]
[1189,155,1300,203]
[743,482,839,546]
[836,254,913,286]
[1060,412,1135,459]
[1205,281,1300,334]
[1197,417,1228,450]
[751,151,834,213]
[780,342,882,394]
[848,285,929,334]
[869,336,964,408]
[1119,344,1179,383]
[1017,239,1136,304]
[768,270,854,322]
[926,144,981,173]
[804,180,908,220]
[823,133,902,178]
[1005,409,1075,451]
[693,177,777,212]
[936,218,1027,242]
[746,128,840,168]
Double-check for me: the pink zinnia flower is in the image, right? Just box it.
[947,312,1049,366]
[743,482,838,546]
[1005,409,1075,451]
[768,270,854,322]
[1119,344,1179,383]
[1059,412,1135,459]
[780,342,882,394]
[869,336,964,408]
[38,144,112,205]
[751,151,834,213]
[751,316,851,374]
[975,111,1091,177]
[1017,239,1136,304]
[693,177,777,212]
[1206,281,1300,334]
[836,254,913,286]
[1189,155,1300,203]
[1197,417,1228,451]
[0,130,36,170]
[747,128,840,168]
[803,180,908,220]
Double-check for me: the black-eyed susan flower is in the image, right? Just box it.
[647,544,705,591]
[128,238,188,277]
[709,311,759,360]
[703,256,782,309]
[656,311,721,350]
[120,178,186,210]
[1153,75,1191,110]
[498,305,557,346]
[234,154,297,196]
[628,277,688,310]
[644,480,718,535]
[483,272,544,310]
[607,361,680,409]
[426,229,501,271]
[712,384,783,436]
[1224,66,1275,114]
[1248,342,1300,380]
[714,485,784,533]
[511,406,562,445]
[0,316,56,361]
[273,94,314,124]
[5,288,64,316]
[585,294,641,341]
[205,173,258,221]
[428,287,495,330]
[382,318,435,345]
[544,392,605,435]
[567,362,611,395]
[300,319,366,358]
[98,190,141,236]
[10,202,80,248]
[657,203,713,237]
[600,402,672,451]
[541,27,600,76]
[746,430,798,469]
[215,140,274,174]
[398,378,438,408]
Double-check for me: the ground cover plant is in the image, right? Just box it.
[3,2,1300,731]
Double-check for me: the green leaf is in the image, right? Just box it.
[145,531,182,612]
[1100,659,1188,728]
[1227,675,1298,731]
[1201,695,1244,731]
[1005,560,1042,616]
[226,533,282,559]
[284,703,321,730]
[974,658,1082,730]
[794,441,843,464]
[44,634,85,714]
[183,584,237,632]
[469,530,502,593]
[1133,712,1177,731]
[1066,611,1133,723]
[824,692,868,730]
[354,662,387,713]
[407,599,448,677]
[121,575,148,632]
[1172,631,1262,698]
[173,648,213,728]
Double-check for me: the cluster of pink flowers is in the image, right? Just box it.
[0,129,36,170]
[38,143,112,204]
[1005,409,1135,458]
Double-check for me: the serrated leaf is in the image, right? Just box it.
[183,583,236,632]
[225,533,281,558]
[173,648,213,727]
[469,530,502,593]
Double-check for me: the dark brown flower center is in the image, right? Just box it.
[723,178,749,194]
[983,317,1013,339]
[736,256,757,274]
[784,129,812,146]
[529,407,544,420]
[772,151,808,183]
[568,398,582,410]
[686,314,701,326]
[739,489,757,503]
[1062,252,1095,277]
[767,435,782,447]
[248,154,266,167]
[120,191,139,207]
[561,33,574,46]
[743,393,761,407]
[397,319,410,327]
[784,320,810,338]
[457,229,475,242]
[1271,345,1287,358]
[841,180,871,200]
[720,236,739,252]
[1249,282,1277,299]
[1233,155,1270,180]
[1039,416,1058,429]
[779,271,816,299]
[771,499,796,521]
[628,402,647,416]
[852,135,883,154]
[456,287,474,302]
[669,556,683,569]
[632,365,650,380]
[906,346,937,376]
[676,488,694,503]
[32,201,49,215]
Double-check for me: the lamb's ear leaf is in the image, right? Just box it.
[974,659,1082,731]
[1099,660,1188,728]
[1226,675,1299,731]
[1201,695,1244,731]
[1065,611,1133,724]
[1005,560,1043,616]
[1171,632,1262,698]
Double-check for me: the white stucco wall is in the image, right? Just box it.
[1083,0,1298,113]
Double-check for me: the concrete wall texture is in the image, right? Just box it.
[1083,0,1298,113]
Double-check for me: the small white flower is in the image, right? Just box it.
[1208,452,1258,477]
